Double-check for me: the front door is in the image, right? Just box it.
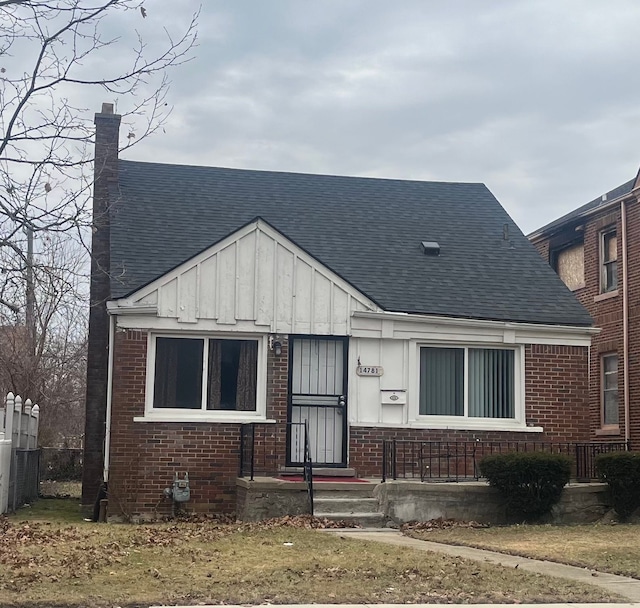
[287,337,348,466]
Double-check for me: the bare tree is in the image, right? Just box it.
[0,0,198,313]
[0,232,88,447]
[0,1,198,489]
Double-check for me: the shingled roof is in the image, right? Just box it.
[109,160,592,327]
[530,178,635,239]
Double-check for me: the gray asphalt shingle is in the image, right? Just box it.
[110,160,592,327]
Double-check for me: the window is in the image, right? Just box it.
[601,353,619,427]
[419,347,515,419]
[600,229,617,293]
[552,242,585,291]
[152,336,258,411]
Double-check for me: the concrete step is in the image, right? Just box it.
[312,482,379,498]
[314,511,388,528]
[280,467,357,477]
[313,497,380,515]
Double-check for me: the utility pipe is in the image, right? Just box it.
[621,199,630,443]
[103,313,116,482]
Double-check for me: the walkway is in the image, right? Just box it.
[322,529,640,602]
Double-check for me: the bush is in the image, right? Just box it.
[40,448,83,481]
[596,452,640,521]
[479,452,572,520]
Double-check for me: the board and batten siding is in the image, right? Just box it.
[349,337,410,426]
[124,221,378,335]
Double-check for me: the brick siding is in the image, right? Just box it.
[108,331,290,518]
[82,109,121,507]
[532,195,640,444]
[109,331,588,516]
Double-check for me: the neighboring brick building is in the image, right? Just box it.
[529,172,640,445]
[84,104,598,519]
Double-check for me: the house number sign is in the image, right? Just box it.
[356,365,384,377]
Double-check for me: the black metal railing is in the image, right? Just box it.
[239,422,283,479]
[301,421,314,516]
[239,421,314,514]
[381,440,631,483]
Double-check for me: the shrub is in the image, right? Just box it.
[479,452,572,520]
[40,448,83,481]
[596,452,640,521]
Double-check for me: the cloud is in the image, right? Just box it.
[120,0,640,233]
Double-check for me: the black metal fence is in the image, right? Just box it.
[239,423,282,479]
[10,449,40,510]
[239,422,313,478]
[382,440,630,482]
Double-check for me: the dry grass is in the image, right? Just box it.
[39,480,82,499]
[0,501,622,607]
[407,523,640,579]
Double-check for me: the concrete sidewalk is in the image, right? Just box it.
[322,529,640,602]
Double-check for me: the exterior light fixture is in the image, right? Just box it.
[273,340,282,356]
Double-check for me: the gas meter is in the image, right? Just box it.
[166,472,190,503]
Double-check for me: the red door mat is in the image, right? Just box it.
[278,475,370,482]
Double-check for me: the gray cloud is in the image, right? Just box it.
[118,0,640,233]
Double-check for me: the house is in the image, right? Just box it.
[82,104,597,518]
[529,171,640,446]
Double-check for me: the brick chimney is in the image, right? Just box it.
[82,103,121,513]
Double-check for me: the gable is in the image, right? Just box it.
[119,220,379,335]
[111,161,593,327]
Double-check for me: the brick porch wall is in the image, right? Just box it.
[109,331,588,516]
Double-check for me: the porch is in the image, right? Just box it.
[239,422,630,482]
[237,423,628,525]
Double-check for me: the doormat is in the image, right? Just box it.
[277,475,370,483]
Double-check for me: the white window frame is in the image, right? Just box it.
[138,332,269,423]
[413,343,526,431]
[600,228,618,294]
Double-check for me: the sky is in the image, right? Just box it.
[105,0,640,235]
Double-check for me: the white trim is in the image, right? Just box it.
[142,331,268,423]
[350,422,544,432]
[103,314,116,482]
[411,342,526,428]
[351,310,597,347]
[134,416,277,424]
[107,302,156,316]
[115,315,273,332]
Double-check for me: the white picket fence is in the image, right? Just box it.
[0,393,40,514]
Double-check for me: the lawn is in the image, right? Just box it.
[406,522,640,579]
[0,500,621,607]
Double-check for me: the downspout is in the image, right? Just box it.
[621,200,630,444]
[103,313,116,482]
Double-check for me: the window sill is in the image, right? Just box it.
[351,421,543,433]
[594,290,619,302]
[134,414,276,424]
[595,426,620,436]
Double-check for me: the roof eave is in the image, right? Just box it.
[352,309,597,333]
[529,190,638,243]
